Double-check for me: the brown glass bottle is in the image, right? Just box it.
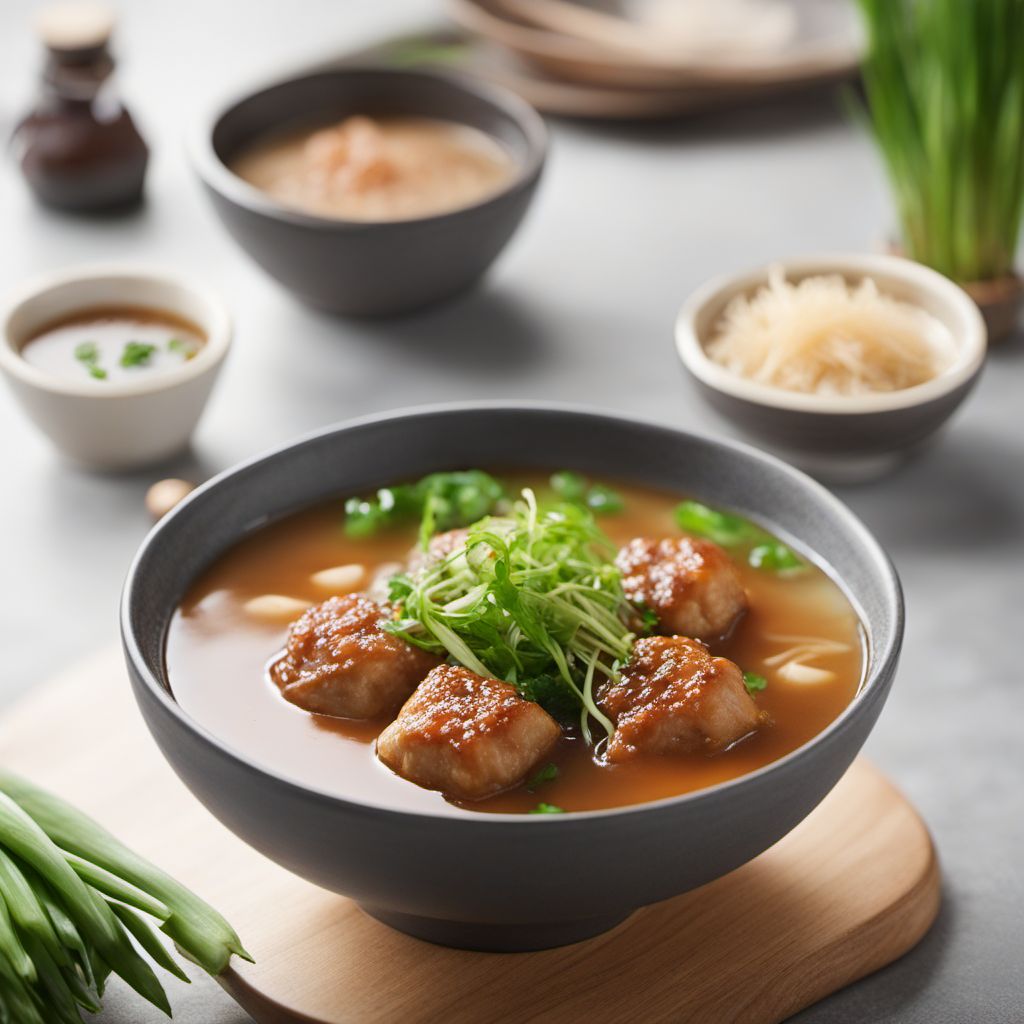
[13,3,149,212]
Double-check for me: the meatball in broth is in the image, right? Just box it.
[616,536,748,641]
[378,666,561,801]
[271,595,440,719]
[600,636,764,763]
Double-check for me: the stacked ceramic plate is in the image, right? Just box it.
[446,0,863,119]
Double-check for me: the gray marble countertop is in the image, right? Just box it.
[0,1,1021,1021]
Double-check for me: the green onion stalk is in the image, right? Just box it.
[0,772,250,1021]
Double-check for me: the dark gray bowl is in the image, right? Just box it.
[120,403,903,951]
[192,69,546,316]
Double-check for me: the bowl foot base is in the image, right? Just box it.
[358,904,634,951]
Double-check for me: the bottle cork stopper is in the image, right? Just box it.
[35,2,115,51]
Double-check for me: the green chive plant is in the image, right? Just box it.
[857,0,1024,284]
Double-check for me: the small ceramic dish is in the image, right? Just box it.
[675,253,987,482]
[0,265,231,470]
[192,67,547,317]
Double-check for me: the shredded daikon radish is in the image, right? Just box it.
[776,662,836,686]
[706,267,956,396]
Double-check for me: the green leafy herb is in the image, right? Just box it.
[550,471,624,515]
[345,470,506,541]
[529,802,564,815]
[167,337,199,360]
[743,672,768,694]
[385,490,638,743]
[0,772,250,1021]
[749,542,804,573]
[119,341,157,368]
[74,341,107,380]
[674,500,805,574]
[527,763,559,792]
[856,0,1024,283]
[674,501,758,547]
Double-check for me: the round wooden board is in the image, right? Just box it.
[0,648,940,1024]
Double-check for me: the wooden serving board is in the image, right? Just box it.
[0,649,940,1024]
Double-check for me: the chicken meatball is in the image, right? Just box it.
[377,665,561,801]
[616,536,748,640]
[600,635,763,763]
[406,527,470,574]
[271,595,440,719]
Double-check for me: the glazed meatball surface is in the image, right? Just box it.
[271,594,440,719]
[406,527,470,574]
[616,536,748,641]
[600,635,763,763]
[377,665,561,801]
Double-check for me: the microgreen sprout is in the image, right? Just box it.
[385,490,640,744]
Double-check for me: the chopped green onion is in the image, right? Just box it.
[73,341,99,364]
[529,803,565,815]
[743,672,768,694]
[549,471,587,503]
[674,500,805,574]
[345,470,506,540]
[167,337,199,360]
[527,763,559,792]
[550,471,624,515]
[749,542,804,573]
[674,500,757,547]
[74,341,107,380]
[119,341,156,367]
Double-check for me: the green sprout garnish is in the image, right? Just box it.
[530,802,564,815]
[385,489,638,744]
[674,500,805,575]
[119,341,157,368]
[743,672,768,694]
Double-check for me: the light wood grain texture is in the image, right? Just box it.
[0,648,940,1024]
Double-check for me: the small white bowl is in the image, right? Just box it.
[0,265,231,470]
[675,253,987,481]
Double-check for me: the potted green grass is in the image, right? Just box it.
[857,0,1024,342]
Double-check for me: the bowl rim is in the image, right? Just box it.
[675,252,988,415]
[121,400,904,825]
[0,263,233,399]
[190,64,549,232]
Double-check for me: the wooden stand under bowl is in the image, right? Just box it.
[0,649,940,1024]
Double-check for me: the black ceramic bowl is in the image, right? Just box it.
[192,68,547,316]
[121,404,903,952]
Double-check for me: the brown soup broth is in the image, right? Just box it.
[165,478,865,815]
